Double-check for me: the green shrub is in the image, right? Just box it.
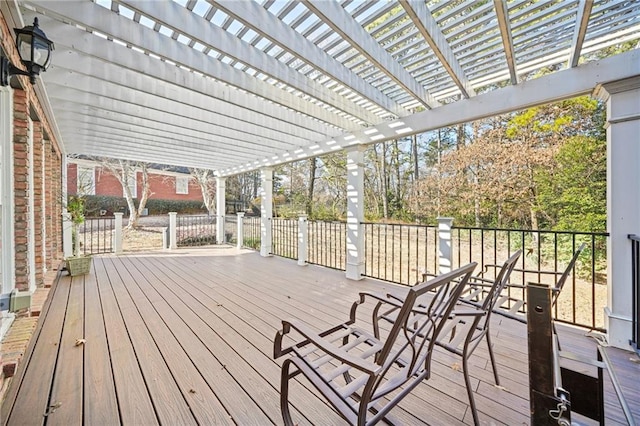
[83,195,207,216]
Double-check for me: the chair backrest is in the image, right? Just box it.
[552,243,586,306]
[375,263,477,379]
[482,250,522,312]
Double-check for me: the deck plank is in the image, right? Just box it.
[4,272,71,425]
[105,257,234,426]
[93,257,157,425]
[100,258,198,426]
[158,255,471,425]
[83,260,120,425]
[46,274,85,425]
[0,269,62,425]
[119,256,272,425]
[143,255,349,425]
[4,248,639,426]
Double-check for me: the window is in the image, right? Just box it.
[176,176,189,194]
[77,166,95,195]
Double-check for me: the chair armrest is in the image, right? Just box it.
[358,291,405,308]
[450,308,486,317]
[274,319,381,375]
[468,276,495,285]
[504,283,526,289]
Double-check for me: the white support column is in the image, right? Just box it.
[438,217,453,274]
[216,177,226,244]
[298,215,308,266]
[595,77,640,349]
[236,212,245,249]
[168,212,177,250]
[346,145,365,280]
[260,167,273,257]
[114,212,123,254]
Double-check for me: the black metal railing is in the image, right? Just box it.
[271,218,298,260]
[449,227,608,330]
[176,215,216,247]
[630,234,640,355]
[241,216,261,250]
[77,217,115,255]
[234,216,608,331]
[362,222,439,285]
[308,220,347,270]
[225,216,238,245]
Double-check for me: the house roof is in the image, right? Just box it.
[3,0,639,175]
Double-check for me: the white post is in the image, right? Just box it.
[438,217,453,274]
[260,168,273,257]
[216,177,226,244]
[169,212,177,250]
[298,215,308,266]
[114,212,123,254]
[346,146,365,280]
[595,77,640,349]
[236,212,245,250]
[62,212,73,259]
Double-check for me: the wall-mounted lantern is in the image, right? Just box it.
[1,17,54,87]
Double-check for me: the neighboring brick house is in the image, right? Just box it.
[67,159,204,208]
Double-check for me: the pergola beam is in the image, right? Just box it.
[218,49,640,176]
[118,0,383,125]
[304,1,438,110]
[210,0,408,118]
[568,0,594,68]
[49,50,337,142]
[399,0,476,98]
[493,0,518,85]
[27,4,365,130]
[54,112,275,160]
[44,71,302,149]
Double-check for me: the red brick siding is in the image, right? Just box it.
[2,11,65,292]
[13,89,30,291]
[32,121,44,287]
[70,165,204,202]
[67,163,78,195]
[145,174,203,201]
[95,167,125,197]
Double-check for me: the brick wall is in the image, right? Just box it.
[32,122,43,287]
[72,164,205,202]
[145,173,203,201]
[13,89,29,291]
[2,11,65,294]
[95,167,126,197]
[66,163,78,195]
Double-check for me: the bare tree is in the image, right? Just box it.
[189,168,216,216]
[99,159,151,229]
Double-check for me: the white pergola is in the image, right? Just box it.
[1,0,639,348]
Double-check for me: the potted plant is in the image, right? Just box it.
[65,194,92,276]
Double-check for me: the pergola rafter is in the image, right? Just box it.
[3,0,636,174]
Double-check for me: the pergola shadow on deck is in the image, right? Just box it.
[2,248,638,425]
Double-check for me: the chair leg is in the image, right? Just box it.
[462,354,480,426]
[485,332,500,386]
[280,359,296,426]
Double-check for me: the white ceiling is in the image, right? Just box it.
[4,0,640,175]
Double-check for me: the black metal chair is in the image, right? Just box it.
[480,243,586,322]
[435,250,522,425]
[274,263,477,426]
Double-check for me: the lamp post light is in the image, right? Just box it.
[1,17,54,87]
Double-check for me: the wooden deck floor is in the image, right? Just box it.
[2,247,639,425]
